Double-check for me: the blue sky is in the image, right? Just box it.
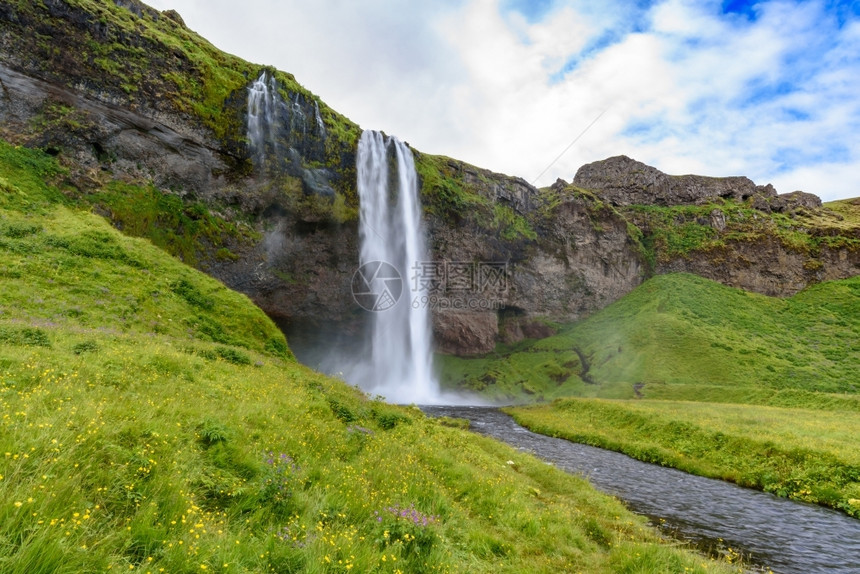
[147,0,860,200]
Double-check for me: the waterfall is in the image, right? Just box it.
[247,72,277,164]
[246,71,326,171]
[246,72,441,402]
[352,130,438,403]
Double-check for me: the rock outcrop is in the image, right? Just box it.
[573,155,778,206]
[417,156,645,355]
[656,234,860,297]
[573,155,828,215]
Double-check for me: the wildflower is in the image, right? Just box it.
[379,503,438,526]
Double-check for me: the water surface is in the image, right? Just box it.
[422,406,860,574]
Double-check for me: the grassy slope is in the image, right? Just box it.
[0,146,743,572]
[439,272,860,404]
[437,270,860,517]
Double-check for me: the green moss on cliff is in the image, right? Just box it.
[83,180,258,266]
[492,203,538,241]
[414,152,480,214]
[414,152,537,241]
[622,200,860,264]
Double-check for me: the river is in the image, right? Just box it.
[422,406,860,574]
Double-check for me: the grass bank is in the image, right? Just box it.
[507,399,860,518]
[0,141,743,572]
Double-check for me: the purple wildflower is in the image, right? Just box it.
[375,503,438,527]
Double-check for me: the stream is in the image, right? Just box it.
[422,406,860,574]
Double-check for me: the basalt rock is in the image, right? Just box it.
[434,311,498,356]
[0,62,228,196]
[573,155,781,206]
[420,159,646,354]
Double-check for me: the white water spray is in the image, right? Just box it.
[352,130,438,404]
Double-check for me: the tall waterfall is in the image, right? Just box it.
[246,72,441,402]
[353,130,438,403]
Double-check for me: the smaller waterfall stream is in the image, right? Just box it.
[350,130,438,403]
[246,72,277,164]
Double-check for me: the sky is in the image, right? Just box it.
[145,0,860,201]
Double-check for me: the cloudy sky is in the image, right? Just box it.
[146,0,860,201]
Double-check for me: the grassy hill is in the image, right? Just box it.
[436,269,860,517]
[0,143,744,572]
[439,272,860,406]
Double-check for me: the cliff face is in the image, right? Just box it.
[1,0,858,357]
[577,156,860,297]
[417,158,645,354]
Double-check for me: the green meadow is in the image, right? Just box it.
[0,142,746,572]
[437,253,860,518]
[439,272,860,404]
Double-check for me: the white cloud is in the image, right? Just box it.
[145,0,860,200]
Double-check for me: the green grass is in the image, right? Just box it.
[0,208,283,355]
[0,122,742,574]
[507,399,860,518]
[0,134,257,270]
[82,180,257,266]
[436,345,585,403]
[439,272,860,403]
[443,270,860,518]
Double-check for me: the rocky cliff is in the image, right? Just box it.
[1,0,858,357]
[575,156,859,297]
[574,155,823,212]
